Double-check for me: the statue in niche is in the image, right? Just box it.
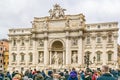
[39,40,44,47]
[72,51,77,63]
[65,19,70,27]
[43,20,48,29]
[52,52,59,65]
[38,53,43,63]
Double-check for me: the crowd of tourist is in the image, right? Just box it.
[0,65,120,80]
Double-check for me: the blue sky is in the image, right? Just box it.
[0,0,120,44]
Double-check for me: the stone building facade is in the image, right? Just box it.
[8,4,119,72]
[0,39,9,72]
[118,45,120,69]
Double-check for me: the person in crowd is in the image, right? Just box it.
[58,72,65,80]
[80,70,85,80]
[46,71,54,80]
[41,70,46,79]
[92,70,98,80]
[33,69,37,75]
[12,73,22,80]
[97,65,116,80]
[5,71,12,80]
[110,69,118,80]
[28,70,33,79]
[33,71,44,80]
[84,71,92,80]
[68,70,78,80]
[64,71,69,80]
[0,72,4,80]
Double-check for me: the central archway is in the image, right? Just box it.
[52,41,63,50]
[50,40,65,66]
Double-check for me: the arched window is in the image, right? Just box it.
[96,51,102,62]
[29,39,33,46]
[96,36,101,43]
[29,53,33,62]
[12,53,16,62]
[107,51,113,61]
[20,53,25,62]
[108,35,112,43]
[13,39,16,46]
[97,25,101,28]
[21,39,25,46]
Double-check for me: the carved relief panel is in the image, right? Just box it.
[38,39,44,47]
[71,38,78,46]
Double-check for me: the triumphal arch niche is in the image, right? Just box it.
[31,4,85,69]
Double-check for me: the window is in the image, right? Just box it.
[96,51,102,62]
[29,39,33,46]
[13,39,16,46]
[29,53,33,62]
[21,54,25,62]
[86,36,90,44]
[108,54,112,61]
[87,26,90,29]
[96,36,101,43]
[1,42,3,44]
[97,25,100,28]
[108,35,112,43]
[21,39,24,46]
[0,48,2,51]
[109,24,111,28]
[0,60,2,63]
[107,51,113,61]
[13,54,16,62]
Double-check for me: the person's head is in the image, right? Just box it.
[72,67,76,71]
[102,65,109,73]
[48,71,53,77]
[70,71,77,78]
[59,72,64,76]
[66,71,68,74]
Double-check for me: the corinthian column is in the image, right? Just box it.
[65,31,70,65]
[44,36,49,65]
[78,31,83,65]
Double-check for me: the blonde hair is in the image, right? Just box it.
[13,74,22,80]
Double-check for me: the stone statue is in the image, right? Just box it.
[43,20,48,29]
[49,4,66,19]
[38,53,43,63]
[52,52,59,65]
[39,40,44,47]
[59,8,66,18]
[72,52,77,63]
[65,19,70,27]
[49,9,54,19]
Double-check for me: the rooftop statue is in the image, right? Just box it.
[49,4,66,19]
